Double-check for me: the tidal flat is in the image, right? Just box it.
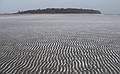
[0,14,120,74]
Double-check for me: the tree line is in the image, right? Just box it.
[16,8,101,14]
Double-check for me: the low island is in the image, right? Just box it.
[16,8,101,14]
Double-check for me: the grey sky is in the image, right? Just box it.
[0,0,120,14]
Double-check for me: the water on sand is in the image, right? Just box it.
[0,14,120,74]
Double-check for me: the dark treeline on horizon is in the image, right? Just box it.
[16,8,101,14]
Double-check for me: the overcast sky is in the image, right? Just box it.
[0,0,120,14]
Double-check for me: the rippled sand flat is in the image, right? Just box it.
[0,14,120,74]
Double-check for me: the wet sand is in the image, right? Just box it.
[0,14,120,74]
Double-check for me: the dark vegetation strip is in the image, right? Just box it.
[15,8,101,14]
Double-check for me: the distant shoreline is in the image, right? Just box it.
[15,8,101,14]
[2,13,120,16]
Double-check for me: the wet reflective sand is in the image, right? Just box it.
[0,14,120,74]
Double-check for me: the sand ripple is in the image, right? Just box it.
[0,32,120,74]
